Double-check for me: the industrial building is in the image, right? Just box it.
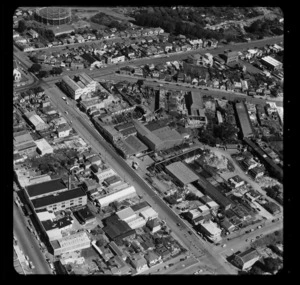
[61,73,98,100]
[194,181,232,210]
[96,185,136,208]
[134,120,184,151]
[50,231,90,256]
[115,135,148,158]
[165,161,199,186]
[25,112,48,131]
[261,56,282,71]
[243,138,283,182]
[235,102,254,138]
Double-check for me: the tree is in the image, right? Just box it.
[37,70,48,78]
[29,63,42,73]
[51,67,63,75]
[18,20,27,33]
[264,257,281,273]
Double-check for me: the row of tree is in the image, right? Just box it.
[90,12,128,31]
[132,10,223,40]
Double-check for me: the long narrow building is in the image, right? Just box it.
[235,102,254,138]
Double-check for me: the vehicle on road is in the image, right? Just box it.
[188,230,193,235]
[66,101,69,105]
[222,244,227,248]
[65,111,68,114]
[62,97,66,101]
[29,262,35,269]
[176,223,181,226]
[251,239,255,242]
[256,236,260,239]
[250,228,254,232]
[258,225,262,229]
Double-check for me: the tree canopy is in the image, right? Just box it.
[29,63,42,73]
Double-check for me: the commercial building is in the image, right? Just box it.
[165,161,199,186]
[35,138,53,155]
[50,231,90,256]
[116,207,137,223]
[198,220,222,242]
[235,102,254,138]
[261,56,282,71]
[57,125,71,138]
[232,248,260,270]
[225,51,239,64]
[61,73,98,100]
[41,216,73,241]
[30,187,87,212]
[127,216,147,229]
[93,168,117,183]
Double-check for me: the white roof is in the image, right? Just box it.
[198,205,210,212]
[36,211,56,222]
[29,174,51,185]
[116,207,136,221]
[248,49,257,54]
[58,232,90,249]
[95,168,116,182]
[206,201,219,208]
[273,44,283,51]
[35,138,53,153]
[29,114,46,127]
[200,220,222,236]
[140,207,158,220]
[262,56,282,67]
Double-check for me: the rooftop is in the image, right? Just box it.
[31,187,85,209]
[166,162,199,185]
[236,248,259,263]
[26,178,66,198]
[262,56,282,67]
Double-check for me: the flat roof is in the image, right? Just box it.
[26,178,66,198]
[166,162,199,185]
[32,187,85,209]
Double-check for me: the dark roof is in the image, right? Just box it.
[42,216,73,231]
[236,248,259,263]
[235,102,254,138]
[26,178,66,198]
[131,201,150,212]
[76,206,95,221]
[32,187,85,209]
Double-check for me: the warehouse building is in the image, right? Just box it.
[261,56,282,71]
[35,138,53,155]
[115,135,148,158]
[235,102,254,138]
[25,112,49,131]
[50,231,90,256]
[139,207,159,221]
[134,120,184,151]
[165,161,199,186]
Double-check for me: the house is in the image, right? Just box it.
[144,251,161,267]
[28,29,39,38]
[129,253,149,273]
[146,218,161,233]
[57,125,72,138]
[233,248,260,270]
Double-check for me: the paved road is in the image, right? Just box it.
[215,219,283,257]
[13,203,52,274]
[42,82,234,274]
[97,73,283,107]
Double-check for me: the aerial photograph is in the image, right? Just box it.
[13,6,283,275]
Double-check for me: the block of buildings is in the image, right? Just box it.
[50,231,90,256]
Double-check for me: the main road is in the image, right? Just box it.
[41,82,236,274]
[13,203,52,274]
